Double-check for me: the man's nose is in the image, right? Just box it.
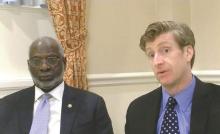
[153,53,164,66]
[39,59,50,71]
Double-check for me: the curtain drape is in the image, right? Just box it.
[47,0,88,89]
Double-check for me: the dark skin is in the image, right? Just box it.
[28,37,66,92]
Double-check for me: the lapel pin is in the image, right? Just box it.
[67,104,72,108]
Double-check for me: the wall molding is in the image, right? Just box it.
[1,70,220,90]
[87,72,157,87]
[88,70,220,87]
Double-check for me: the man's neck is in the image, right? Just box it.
[164,73,193,96]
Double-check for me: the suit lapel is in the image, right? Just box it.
[141,88,162,134]
[17,87,35,134]
[148,88,162,134]
[190,78,211,134]
[60,85,79,134]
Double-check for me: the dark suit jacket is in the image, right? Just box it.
[0,84,114,134]
[125,77,220,134]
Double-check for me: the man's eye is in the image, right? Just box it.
[47,57,59,65]
[162,48,170,54]
[30,58,41,66]
[147,52,154,58]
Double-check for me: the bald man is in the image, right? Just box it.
[0,36,114,134]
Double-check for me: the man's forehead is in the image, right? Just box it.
[145,33,177,50]
[30,42,60,56]
[32,39,58,47]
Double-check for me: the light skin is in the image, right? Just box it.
[28,37,66,92]
[145,32,194,96]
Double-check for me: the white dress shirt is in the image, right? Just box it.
[34,82,64,134]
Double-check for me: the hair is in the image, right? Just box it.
[139,21,195,67]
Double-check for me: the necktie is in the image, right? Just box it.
[29,94,51,134]
[160,97,180,134]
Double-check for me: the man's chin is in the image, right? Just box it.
[158,78,172,87]
[33,78,63,92]
[34,81,56,92]
[37,85,54,92]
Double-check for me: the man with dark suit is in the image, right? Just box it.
[0,36,114,134]
[125,21,220,134]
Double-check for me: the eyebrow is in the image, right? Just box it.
[146,41,175,51]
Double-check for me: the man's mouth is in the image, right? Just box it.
[39,75,53,80]
[157,70,168,76]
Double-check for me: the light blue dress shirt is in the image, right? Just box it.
[157,76,196,134]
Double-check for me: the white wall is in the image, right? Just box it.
[0,6,56,80]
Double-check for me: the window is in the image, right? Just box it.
[0,0,47,8]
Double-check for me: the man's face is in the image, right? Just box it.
[145,33,193,90]
[28,42,65,92]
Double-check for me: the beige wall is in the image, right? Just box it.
[190,0,220,70]
[155,0,191,24]
[0,0,220,134]
[87,0,156,73]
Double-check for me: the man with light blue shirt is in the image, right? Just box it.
[125,21,220,134]
[157,76,195,134]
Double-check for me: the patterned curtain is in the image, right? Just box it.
[47,0,88,89]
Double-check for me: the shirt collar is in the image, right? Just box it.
[161,75,196,112]
[35,82,64,101]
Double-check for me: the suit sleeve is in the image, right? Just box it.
[0,97,20,134]
[94,97,114,134]
[125,102,132,134]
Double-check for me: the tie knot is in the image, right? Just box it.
[41,93,51,101]
[166,97,177,110]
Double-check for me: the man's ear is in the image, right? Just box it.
[63,57,67,70]
[185,45,194,62]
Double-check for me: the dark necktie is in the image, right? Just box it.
[160,97,180,134]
